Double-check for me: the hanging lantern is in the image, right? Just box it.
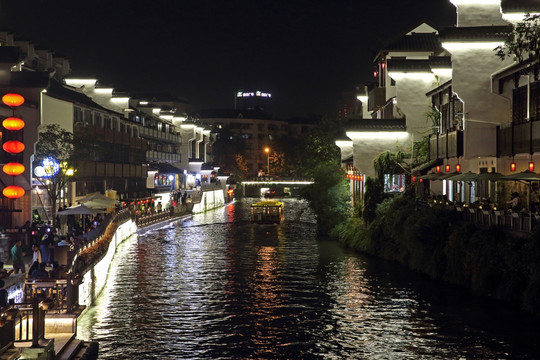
[511,162,517,172]
[2,140,25,154]
[529,162,535,172]
[455,164,461,172]
[3,162,25,176]
[2,93,25,107]
[2,117,25,130]
[412,176,417,182]
[2,185,25,199]
[360,175,364,181]
[436,165,441,173]
[445,164,451,172]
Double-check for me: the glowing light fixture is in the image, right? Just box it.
[456,163,461,172]
[442,42,503,51]
[436,166,441,173]
[2,93,24,107]
[511,162,517,172]
[3,185,25,199]
[529,161,535,172]
[3,162,25,176]
[2,140,25,154]
[388,71,436,82]
[2,117,25,130]
[445,164,451,172]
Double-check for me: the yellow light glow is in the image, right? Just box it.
[95,88,113,94]
[111,97,130,103]
[442,41,503,51]
[346,131,409,140]
[432,68,452,78]
[502,13,540,22]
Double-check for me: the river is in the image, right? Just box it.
[77,198,540,359]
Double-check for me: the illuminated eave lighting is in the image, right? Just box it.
[159,115,174,120]
[189,161,204,164]
[432,68,452,78]
[173,116,186,122]
[111,97,130,103]
[356,95,368,103]
[181,124,195,129]
[442,41,503,51]
[95,88,113,94]
[450,0,499,4]
[346,131,409,140]
[388,71,435,82]
[502,12,540,22]
[152,108,161,115]
[195,126,204,131]
[203,130,211,135]
[139,101,149,105]
[335,140,353,147]
[64,79,98,86]
[201,170,213,174]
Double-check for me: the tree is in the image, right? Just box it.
[495,14,540,63]
[34,124,76,224]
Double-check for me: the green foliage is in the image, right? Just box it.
[373,150,408,180]
[413,136,429,166]
[362,176,384,223]
[494,14,540,63]
[35,124,74,163]
[301,161,350,234]
[425,106,440,134]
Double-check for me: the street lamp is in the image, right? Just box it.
[264,147,270,176]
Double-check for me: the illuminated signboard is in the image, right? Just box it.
[236,91,272,98]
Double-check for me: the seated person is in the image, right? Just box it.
[0,261,14,279]
[48,261,64,279]
[31,262,49,280]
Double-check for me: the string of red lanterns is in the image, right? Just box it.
[2,93,25,199]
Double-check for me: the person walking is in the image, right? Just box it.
[39,234,51,265]
[11,240,25,274]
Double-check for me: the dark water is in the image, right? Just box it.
[78,198,540,359]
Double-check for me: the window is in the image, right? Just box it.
[133,127,138,138]
[112,118,118,131]
[126,126,132,136]
[120,123,125,133]
[104,116,111,129]
[94,113,102,128]
[74,107,83,124]
[84,110,92,125]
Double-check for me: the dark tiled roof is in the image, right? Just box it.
[47,80,121,115]
[346,119,406,132]
[151,162,184,174]
[439,26,512,42]
[0,71,49,88]
[0,46,22,64]
[382,33,442,53]
[429,56,452,69]
[501,0,540,13]
[387,59,432,72]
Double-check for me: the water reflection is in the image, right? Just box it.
[77,198,540,359]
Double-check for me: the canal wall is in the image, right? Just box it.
[333,195,540,317]
[78,220,137,308]
[191,189,225,214]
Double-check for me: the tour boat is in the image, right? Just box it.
[250,200,284,224]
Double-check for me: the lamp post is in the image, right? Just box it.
[264,147,270,176]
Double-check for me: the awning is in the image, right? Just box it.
[412,159,443,175]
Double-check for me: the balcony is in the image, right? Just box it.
[498,119,540,157]
[146,150,181,162]
[368,87,386,112]
[140,127,180,143]
[429,129,464,160]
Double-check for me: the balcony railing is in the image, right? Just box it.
[140,127,180,143]
[429,129,464,160]
[498,119,540,157]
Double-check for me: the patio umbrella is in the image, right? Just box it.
[446,171,478,182]
[78,192,119,205]
[57,204,96,215]
[475,172,504,181]
[501,170,540,231]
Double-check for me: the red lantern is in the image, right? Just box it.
[360,176,364,181]
[2,185,25,199]
[419,178,423,183]
[511,162,516,172]
[455,164,461,172]
[2,93,24,107]
[2,140,25,154]
[529,162,535,172]
[445,164,451,172]
[3,162,25,176]
[436,166,440,173]
[412,176,417,182]
[2,117,25,130]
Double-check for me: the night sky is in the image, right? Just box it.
[0,0,455,119]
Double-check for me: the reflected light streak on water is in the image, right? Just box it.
[77,198,540,359]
